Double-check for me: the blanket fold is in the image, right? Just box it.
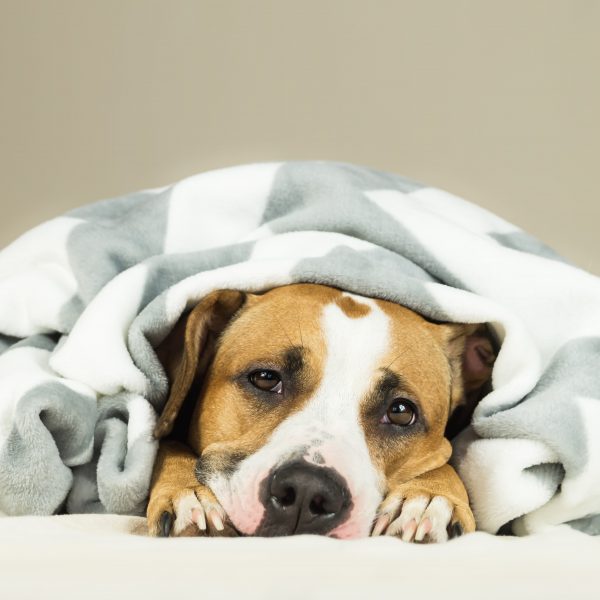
[0,161,598,535]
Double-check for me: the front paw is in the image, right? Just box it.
[147,485,237,538]
[371,492,475,543]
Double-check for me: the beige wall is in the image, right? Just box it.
[1,0,599,273]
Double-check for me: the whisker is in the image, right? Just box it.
[384,349,405,370]
[273,313,295,348]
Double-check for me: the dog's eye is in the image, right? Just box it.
[248,370,283,394]
[381,399,417,426]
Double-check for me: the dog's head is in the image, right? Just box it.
[155,284,496,538]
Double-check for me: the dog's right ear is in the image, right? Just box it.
[441,322,499,439]
[153,290,247,439]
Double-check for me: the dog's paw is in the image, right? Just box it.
[371,492,475,543]
[147,485,237,538]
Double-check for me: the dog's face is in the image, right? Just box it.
[155,284,494,539]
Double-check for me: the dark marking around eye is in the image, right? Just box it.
[249,369,283,392]
[234,346,309,408]
[283,346,304,375]
[360,367,429,436]
[376,369,403,397]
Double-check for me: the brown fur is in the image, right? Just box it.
[335,295,371,318]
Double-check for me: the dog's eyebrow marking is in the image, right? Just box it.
[375,368,404,397]
[335,296,371,319]
[369,368,421,408]
[283,346,304,374]
[372,368,417,403]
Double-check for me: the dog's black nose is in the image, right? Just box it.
[257,461,352,536]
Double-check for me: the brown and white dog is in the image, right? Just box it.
[147,284,497,542]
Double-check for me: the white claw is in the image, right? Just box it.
[173,492,204,535]
[420,496,453,543]
[372,513,391,536]
[401,519,418,542]
[414,517,432,542]
[191,507,207,531]
[209,511,225,531]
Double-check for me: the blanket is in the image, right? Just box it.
[0,161,598,535]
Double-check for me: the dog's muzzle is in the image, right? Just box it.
[256,460,352,536]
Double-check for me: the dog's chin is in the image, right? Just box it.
[250,517,371,539]
[328,517,372,539]
[223,500,373,539]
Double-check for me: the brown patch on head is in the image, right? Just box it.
[334,295,371,319]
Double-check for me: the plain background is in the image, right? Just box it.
[1,0,598,274]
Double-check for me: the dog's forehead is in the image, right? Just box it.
[219,283,445,369]
[239,285,451,435]
[248,283,369,323]
[237,283,432,333]
[219,284,373,353]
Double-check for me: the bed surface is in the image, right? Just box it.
[0,514,597,599]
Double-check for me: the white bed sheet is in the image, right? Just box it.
[0,514,597,600]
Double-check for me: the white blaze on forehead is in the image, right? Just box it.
[314,293,389,428]
[208,293,391,538]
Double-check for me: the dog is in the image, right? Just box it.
[147,283,497,542]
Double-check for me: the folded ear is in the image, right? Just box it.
[441,322,499,439]
[153,290,247,439]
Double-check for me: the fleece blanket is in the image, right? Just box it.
[0,161,599,536]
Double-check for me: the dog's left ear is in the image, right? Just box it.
[441,323,499,438]
[153,290,248,439]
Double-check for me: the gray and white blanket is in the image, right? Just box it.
[0,162,598,535]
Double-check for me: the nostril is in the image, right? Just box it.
[280,486,296,506]
[309,494,329,516]
[272,486,296,508]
